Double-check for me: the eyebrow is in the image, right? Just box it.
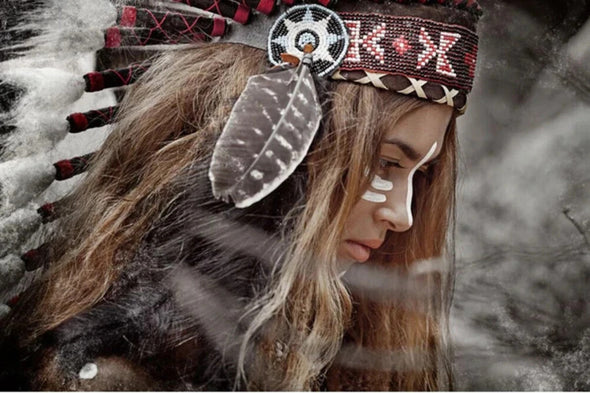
[383,138,440,166]
[382,138,421,161]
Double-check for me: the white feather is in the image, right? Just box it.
[2,112,69,160]
[0,206,42,257]
[0,68,85,109]
[9,0,116,56]
[0,304,10,320]
[0,0,118,300]
[0,254,25,294]
[0,155,56,214]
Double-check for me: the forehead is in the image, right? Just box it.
[382,104,452,159]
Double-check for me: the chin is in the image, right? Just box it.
[336,250,355,274]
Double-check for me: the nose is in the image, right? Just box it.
[371,143,437,233]
[373,179,414,233]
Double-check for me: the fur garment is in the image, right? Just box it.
[0,158,307,390]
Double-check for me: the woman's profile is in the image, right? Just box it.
[0,0,482,390]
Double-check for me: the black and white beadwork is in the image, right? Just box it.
[268,4,349,77]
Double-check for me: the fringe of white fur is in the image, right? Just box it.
[0,0,120,312]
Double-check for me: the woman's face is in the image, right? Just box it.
[338,104,453,264]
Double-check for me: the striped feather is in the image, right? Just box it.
[209,54,322,208]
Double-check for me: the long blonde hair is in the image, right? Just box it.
[239,83,457,390]
[8,43,457,390]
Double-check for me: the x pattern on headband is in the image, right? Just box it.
[332,69,467,112]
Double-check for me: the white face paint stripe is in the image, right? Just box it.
[361,143,437,212]
[362,175,392,203]
[406,142,437,227]
[371,175,393,191]
[362,190,387,203]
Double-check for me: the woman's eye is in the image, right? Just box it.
[378,158,402,169]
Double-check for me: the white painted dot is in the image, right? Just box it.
[275,158,287,171]
[251,170,264,180]
[79,362,98,380]
[275,135,293,150]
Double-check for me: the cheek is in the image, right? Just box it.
[344,198,373,234]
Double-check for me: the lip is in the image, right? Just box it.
[343,239,383,263]
[353,239,384,250]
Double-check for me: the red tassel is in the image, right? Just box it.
[7,296,19,308]
[105,27,122,48]
[53,153,94,181]
[241,0,275,14]
[21,243,50,271]
[37,202,55,223]
[120,6,137,27]
[67,106,119,133]
[84,63,150,93]
[67,112,89,132]
[85,71,105,92]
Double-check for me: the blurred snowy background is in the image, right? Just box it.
[1,0,589,390]
[454,0,590,390]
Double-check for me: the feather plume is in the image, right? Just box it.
[1,0,116,56]
[0,154,56,214]
[0,206,42,258]
[209,53,322,208]
[0,254,24,295]
[0,304,10,320]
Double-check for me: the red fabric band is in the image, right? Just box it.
[54,159,74,180]
[7,296,19,307]
[37,202,56,222]
[256,0,276,14]
[21,243,51,271]
[212,17,226,37]
[67,112,89,132]
[84,72,104,92]
[233,4,251,24]
[105,27,122,48]
[120,6,137,27]
[53,154,93,181]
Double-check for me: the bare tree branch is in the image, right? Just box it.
[563,207,590,249]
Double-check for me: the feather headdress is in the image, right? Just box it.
[0,0,481,310]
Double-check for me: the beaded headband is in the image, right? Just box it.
[262,6,478,111]
[334,14,477,111]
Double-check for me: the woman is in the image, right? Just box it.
[0,0,480,390]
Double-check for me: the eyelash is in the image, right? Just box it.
[378,158,430,174]
[379,158,402,170]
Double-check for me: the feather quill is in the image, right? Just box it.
[209,52,322,208]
